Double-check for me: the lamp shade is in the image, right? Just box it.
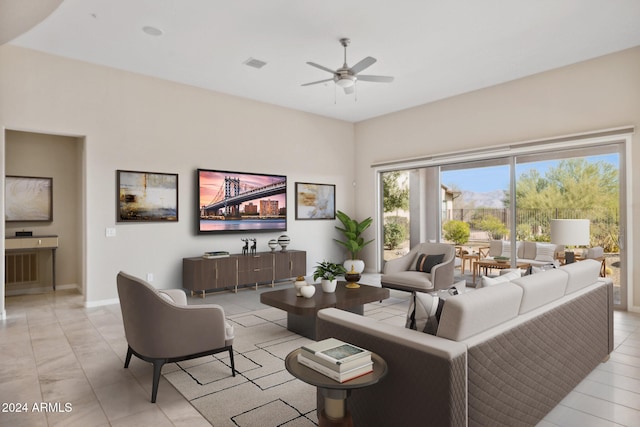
[550,219,590,246]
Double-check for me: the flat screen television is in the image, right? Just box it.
[197,169,287,233]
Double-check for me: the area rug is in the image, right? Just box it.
[162,307,319,426]
[162,295,409,426]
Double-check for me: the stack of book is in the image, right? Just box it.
[203,251,230,259]
[298,338,373,383]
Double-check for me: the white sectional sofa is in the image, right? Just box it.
[316,259,613,426]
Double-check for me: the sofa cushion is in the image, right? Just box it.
[382,271,434,291]
[521,241,537,260]
[437,283,523,341]
[500,241,512,258]
[479,269,521,288]
[562,259,602,294]
[535,243,556,262]
[586,246,604,259]
[416,253,444,273]
[511,269,568,314]
[489,240,502,257]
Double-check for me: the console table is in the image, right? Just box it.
[183,250,306,296]
[5,235,58,290]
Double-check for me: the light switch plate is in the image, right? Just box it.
[106,227,116,237]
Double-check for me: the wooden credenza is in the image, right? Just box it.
[183,250,306,297]
[5,235,59,290]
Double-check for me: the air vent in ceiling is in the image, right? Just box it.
[243,58,267,69]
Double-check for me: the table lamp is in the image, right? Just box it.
[550,219,590,264]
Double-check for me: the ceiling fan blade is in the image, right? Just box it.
[306,62,337,75]
[301,78,334,87]
[343,85,355,95]
[357,75,394,83]
[350,56,376,74]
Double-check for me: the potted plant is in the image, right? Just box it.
[334,210,374,273]
[313,261,347,293]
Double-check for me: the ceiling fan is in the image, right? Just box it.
[302,38,394,94]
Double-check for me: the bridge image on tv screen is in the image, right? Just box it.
[197,169,287,233]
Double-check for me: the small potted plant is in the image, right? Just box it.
[313,261,347,293]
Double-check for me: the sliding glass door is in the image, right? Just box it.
[379,139,626,308]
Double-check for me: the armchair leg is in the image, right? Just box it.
[229,347,236,377]
[124,346,133,368]
[151,359,166,403]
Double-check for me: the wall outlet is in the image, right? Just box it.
[146,273,154,282]
[105,227,116,237]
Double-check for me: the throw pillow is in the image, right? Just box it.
[479,269,521,288]
[415,253,445,273]
[535,243,556,262]
[406,292,442,335]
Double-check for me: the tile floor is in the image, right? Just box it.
[1,277,639,427]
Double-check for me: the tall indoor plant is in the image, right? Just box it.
[334,210,374,273]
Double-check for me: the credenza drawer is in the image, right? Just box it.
[5,236,59,250]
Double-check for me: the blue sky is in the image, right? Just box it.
[442,154,619,193]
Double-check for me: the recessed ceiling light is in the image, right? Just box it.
[142,26,163,37]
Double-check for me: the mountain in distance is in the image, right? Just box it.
[458,190,506,209]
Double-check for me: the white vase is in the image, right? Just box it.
[343,259,365,274]
[300,285,316,298]
[294,279,307,296]
[321,279,337,293]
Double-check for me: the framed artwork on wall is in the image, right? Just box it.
[117,170,178,222]
[5,176,53,222]
[295,182,335,220]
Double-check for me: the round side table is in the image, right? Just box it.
[285,348,387,426]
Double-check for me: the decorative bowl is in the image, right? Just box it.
[494,256,510,263]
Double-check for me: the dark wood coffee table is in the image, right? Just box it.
[260,282,390,339]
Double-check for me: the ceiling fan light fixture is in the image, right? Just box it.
[335,75,355,88]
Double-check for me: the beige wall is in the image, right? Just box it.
[5,130,81,291]
[0,45,355,306]
[354,46,640,311]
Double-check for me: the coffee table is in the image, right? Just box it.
[260,282,390,339]
[474,260,532,284]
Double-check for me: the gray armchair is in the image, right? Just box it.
[381,242,456,292]
[117,271,235,403]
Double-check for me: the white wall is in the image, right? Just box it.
[354,46,640,311]
[0,45,356,305]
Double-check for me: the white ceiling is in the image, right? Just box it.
[6,0,640,123]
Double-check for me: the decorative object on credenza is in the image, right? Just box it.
[116,170,178,222]
[334,210,373,274]
[197,168,287,234]
[5,176,53,222]
[250,238,257,255]
[241,238,249,255]
[344,264,361,289]
[268,239,278,252]
[278,234,290,252]
[313,261,347,293]
[295,182,336,220]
